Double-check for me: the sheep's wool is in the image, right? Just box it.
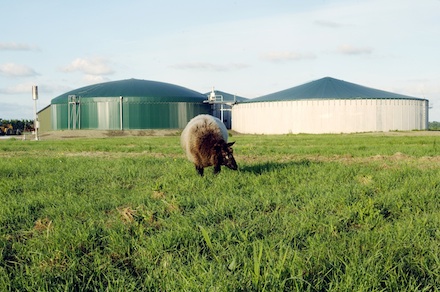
[181,114,228,163]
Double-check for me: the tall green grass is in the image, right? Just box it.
[1,133,439,291]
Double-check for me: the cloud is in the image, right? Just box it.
[0,42,39,51]
[62,57,114,75]
[261,51,316,62]
[0,82,36,95]
[171,62,250,72]
[0,82,72,98]
[337,44,373,55]
[82,74,111,84]
[0,63,39,77]
[0,102,33,120]
[314,20,345,28]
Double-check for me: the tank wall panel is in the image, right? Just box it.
[123,102,209,129]
[51,98,210,130]
[81,101,121,129]
[51,104,68,130]
[232,99,428,134]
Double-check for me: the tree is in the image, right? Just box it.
[429,121,440,130]
[0,119,34,132]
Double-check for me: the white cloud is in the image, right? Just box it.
[0,42,39,51]
[261,51,316,62]
[337,44,373,55]
[82,74,111,84]
[0,63,38,77]
[171,62,250,72]
[0,102,33,120]
[62,57,114,75]
[0,82,36,94]
[0,82,72,101]
[314,20,345,28]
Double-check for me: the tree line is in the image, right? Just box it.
[0,119,35,132]
[429,121,440,130]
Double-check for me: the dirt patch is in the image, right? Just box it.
[38,129,181,140]
[371,130,440,136]
[37,129,440,140]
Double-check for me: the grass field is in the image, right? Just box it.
[1,132,439,291]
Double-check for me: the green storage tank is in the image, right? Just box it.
[51,79,211,130]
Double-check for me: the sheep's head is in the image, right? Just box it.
[215,141,238,171]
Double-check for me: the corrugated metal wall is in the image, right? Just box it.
[51,97,210,130]
[36,105,52,133]
[51,103,68,130]
[232,99,429,134]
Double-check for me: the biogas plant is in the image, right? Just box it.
[49,79,211,131]
[37,77,429,134]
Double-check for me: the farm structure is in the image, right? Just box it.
[50,79,210,130]
[232,77,429,134]
[203,89,248,129]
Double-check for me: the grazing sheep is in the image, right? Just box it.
[181,114,238,176]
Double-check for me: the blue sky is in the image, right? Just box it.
[2,0,440,121]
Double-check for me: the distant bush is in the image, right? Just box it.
[429,121,440,130]
[0,118,34,131]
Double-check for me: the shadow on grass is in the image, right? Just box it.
[238,159,316,175]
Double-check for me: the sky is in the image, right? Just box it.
[1,0,440,121]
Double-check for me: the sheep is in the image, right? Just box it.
[181,114,238,176]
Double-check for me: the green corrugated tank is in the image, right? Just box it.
[51,79,210,130]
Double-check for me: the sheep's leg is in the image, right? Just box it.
[195,165,204,176]
[213,165,221,175]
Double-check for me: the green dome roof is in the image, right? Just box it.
[51,79,206,104]
[249,77,425,102]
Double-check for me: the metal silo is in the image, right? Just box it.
[51,79,210,130]
[232,77,429,134]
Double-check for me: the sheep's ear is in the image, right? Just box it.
[227,141,235,147]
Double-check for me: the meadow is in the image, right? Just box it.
[0,132,439,291]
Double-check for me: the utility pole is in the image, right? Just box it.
[32,85,39,141]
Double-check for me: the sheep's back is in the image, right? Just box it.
[181,115,228,163]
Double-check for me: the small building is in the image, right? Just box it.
[232,77,429,134]
[203,89,248,129]
[36,105,51,133]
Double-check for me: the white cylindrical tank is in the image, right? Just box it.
[232,77,429,134]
